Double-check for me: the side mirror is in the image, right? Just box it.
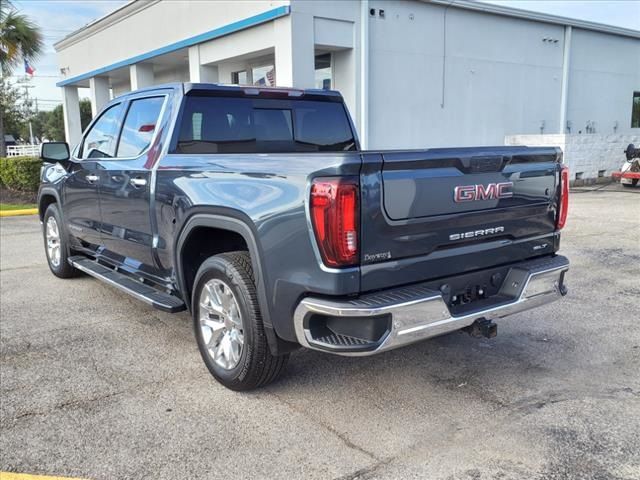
[40,142,70,163]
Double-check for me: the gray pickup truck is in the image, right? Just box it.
[38,83,570,390]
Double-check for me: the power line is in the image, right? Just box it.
[8,74,61,79]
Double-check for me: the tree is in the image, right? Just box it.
[79,99,92,132]
[43,105,64,141]
[0,77,25,141]
[38,99,92,142]
[0,0,43,155]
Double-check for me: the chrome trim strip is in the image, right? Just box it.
[293,259,569,356]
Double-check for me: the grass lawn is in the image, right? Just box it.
[0,203,37,211]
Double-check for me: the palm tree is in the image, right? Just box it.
[0,0,43,156]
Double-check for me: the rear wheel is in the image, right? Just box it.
[622,179,638,188]
[192,251,288,390]
[43,204,78,279]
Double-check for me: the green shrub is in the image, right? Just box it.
[0,156,42,192]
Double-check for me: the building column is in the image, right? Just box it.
[62,85,82,147]
[89,76,110,117]
[188,45,218,83]
[130,63,154,90]
[274,14,314,88]
[559,25,572,134]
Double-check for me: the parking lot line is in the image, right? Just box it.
[0,473,87,480]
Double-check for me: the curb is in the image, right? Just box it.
[0,208,38,217]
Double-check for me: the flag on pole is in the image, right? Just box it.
[24,59,35,76]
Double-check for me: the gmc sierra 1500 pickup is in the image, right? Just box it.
[38,83,570,390]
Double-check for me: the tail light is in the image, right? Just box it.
[557,165,569,230]
[310,177,359,268]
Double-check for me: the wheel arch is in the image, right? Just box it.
[38,188,61,221]
[174,210,297,354]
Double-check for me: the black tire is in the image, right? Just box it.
[43,204,79,279]
[192,251,288,391]
[622,179,638,188]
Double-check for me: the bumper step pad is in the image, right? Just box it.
[315,332,376,347]
[69,256,186,313]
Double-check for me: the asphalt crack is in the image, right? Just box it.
[3,373,205,427]
[267,390,383,463]
[12,390,126,421]
[0,264,47,272]
[332,457,393,480]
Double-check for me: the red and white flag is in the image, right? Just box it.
[24,59,35,76]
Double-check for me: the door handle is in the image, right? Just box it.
[86,174,99,183]
[130,177,147,187]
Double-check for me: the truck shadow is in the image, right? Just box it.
[264,319,578,408]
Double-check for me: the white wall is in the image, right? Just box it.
[56,1,289,81]
[154,67,189,84]
[506,133,640,182]
[567,29,640,135]
[367,0,566,148]
[366,0,639,149]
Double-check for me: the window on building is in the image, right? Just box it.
[116,96,165,157]
[231,70,248,85]
[252,65,276,87]
[175,95,356,153]
[315,54,332,90]
[80,103,123,159]
[632,92,640,128]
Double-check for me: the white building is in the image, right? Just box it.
[55,0,640,180]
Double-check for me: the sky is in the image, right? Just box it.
[6,0,640,110]
[8,0,128,110]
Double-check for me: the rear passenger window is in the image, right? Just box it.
[116,97,165,158]
[176,96,356,153]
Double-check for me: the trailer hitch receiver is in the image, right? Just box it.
[463,318,497,339]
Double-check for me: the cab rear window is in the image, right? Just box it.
[174,96,356,153]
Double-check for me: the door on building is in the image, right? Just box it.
[62,102,124,252]
[97,93,167,278]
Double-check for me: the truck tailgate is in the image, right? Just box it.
[360,146,562,291]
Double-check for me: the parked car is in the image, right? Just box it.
[38,83,570,390]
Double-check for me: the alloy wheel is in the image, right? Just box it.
[46,216,61,268]
[199,279,244,370]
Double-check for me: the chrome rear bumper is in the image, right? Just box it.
[293,255,569,356]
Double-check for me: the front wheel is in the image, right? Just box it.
[192,251,288,391]
[622,179,638,188]
[43,204,79,278]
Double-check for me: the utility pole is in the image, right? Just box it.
[17,77,34,114]
[16,76,35,144]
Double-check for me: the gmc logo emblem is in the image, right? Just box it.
[454,182,514,203]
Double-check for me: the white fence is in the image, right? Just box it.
[6,144,40,157]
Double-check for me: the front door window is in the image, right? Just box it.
[80,103,123,159]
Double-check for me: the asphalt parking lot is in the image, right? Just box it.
[1,184,639,480]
